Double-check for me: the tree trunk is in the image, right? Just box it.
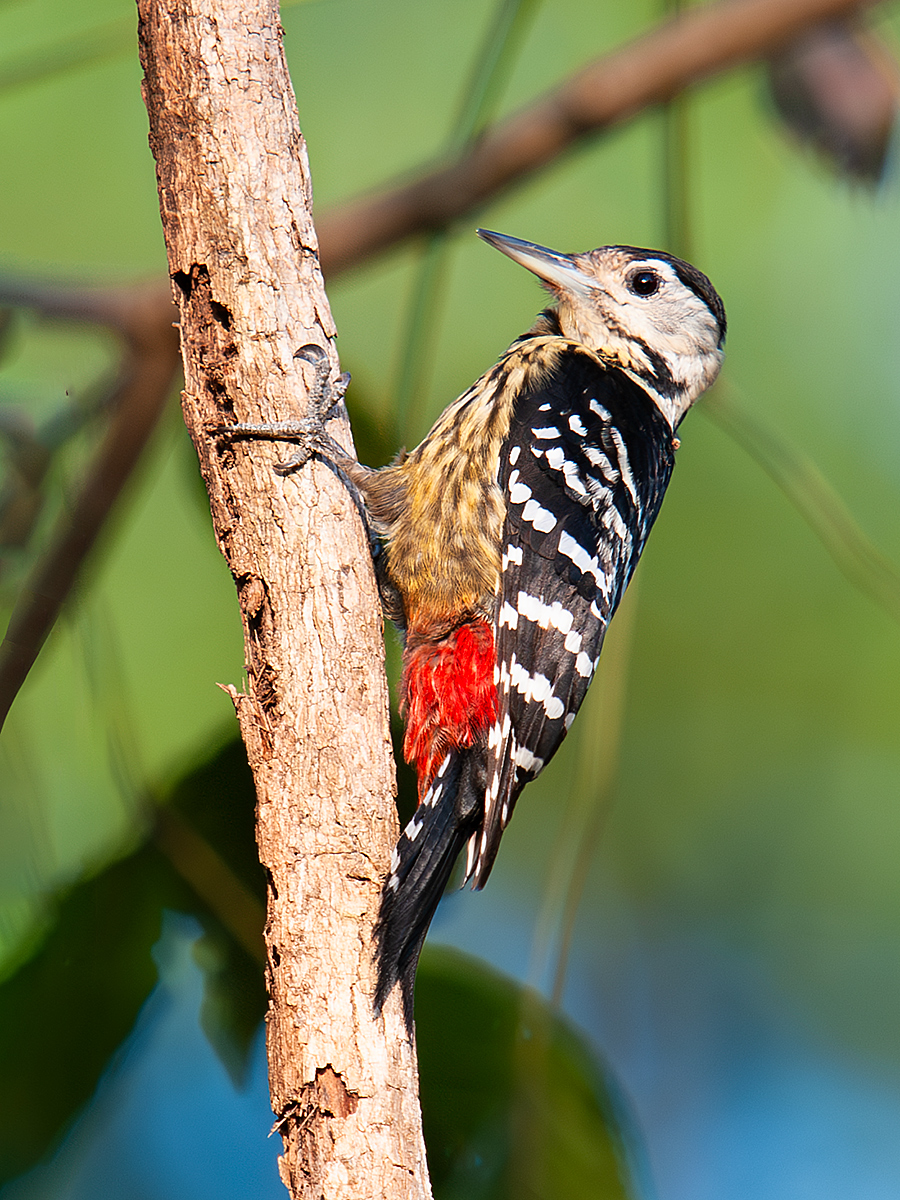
[136,2,431,1196]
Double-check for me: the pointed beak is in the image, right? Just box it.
[476,229,595,299]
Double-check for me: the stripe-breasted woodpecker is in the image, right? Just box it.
[222,229,726,1029]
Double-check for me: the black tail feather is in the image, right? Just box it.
[374,748,485,1030]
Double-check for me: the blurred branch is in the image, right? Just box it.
[0,279,180,732]
[704,381,900,625]
[317,0,877,277]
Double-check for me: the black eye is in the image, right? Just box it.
[628,269,661,297]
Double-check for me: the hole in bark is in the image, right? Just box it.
[172,269,193,298]
[265,865,278,900]
[210,299,232,330]
[254,664,278,714]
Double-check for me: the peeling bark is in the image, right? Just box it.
[136,2,431,1196]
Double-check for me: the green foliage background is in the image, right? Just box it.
[1,0,900,1196]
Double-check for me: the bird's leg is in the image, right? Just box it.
[216,342,354,475]
[215,343,405,626]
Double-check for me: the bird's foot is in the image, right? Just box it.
[214,343,352,475]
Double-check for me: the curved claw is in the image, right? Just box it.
[293,343,350,419]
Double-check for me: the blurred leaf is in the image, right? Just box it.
[766,19,900,184]
[0,845,182,1184]
[0,736,267,1184]
[166,735,264,901]
[164,736,267,1085]
[416,946,636,1200]
[704,381,900,626]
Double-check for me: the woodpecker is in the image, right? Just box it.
[221,229,725,1030]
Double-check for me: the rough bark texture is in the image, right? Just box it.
[136,3,431,1197]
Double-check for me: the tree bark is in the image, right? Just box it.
[136,3,431,1197]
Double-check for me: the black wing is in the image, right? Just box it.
[468,348,675,887]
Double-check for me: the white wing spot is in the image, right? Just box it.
[509,444,521,465]
[508,655,565,720]
[405,815,423,842]
[601,503,630,542]
[466,831,480,875]
[586,478,613,509]
[514,745,545,773]
[506,543,523,565]
[589,399,611,420]
[532,426,559,440]
[390,846,400,873]
[499,600,519,630]
[521,499,556,532]
[516,591,574,635]
[558,529,609,595]
[568,414,587,436]
[562,463,587,497]
[509,479,533,505]
[575,651,594,678]
[564,629,582,654]
[610,427,639,506]
[585,445,618,479]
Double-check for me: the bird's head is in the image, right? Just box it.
[477,228,726,428]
